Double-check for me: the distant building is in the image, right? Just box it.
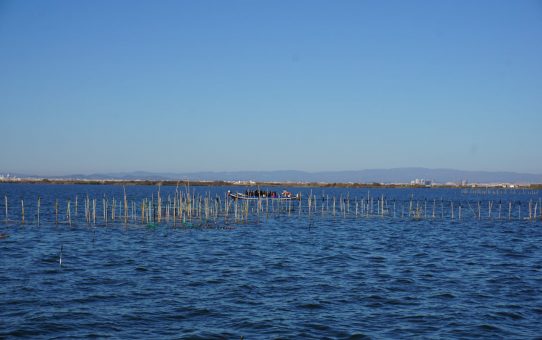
[0,173,20,181]
[232,180,256,185]
[410,178,432,186]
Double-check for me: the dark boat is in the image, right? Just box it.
[228,190,301,201]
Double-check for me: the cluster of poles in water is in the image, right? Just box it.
[2,187,542,228]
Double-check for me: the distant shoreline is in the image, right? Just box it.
[1,178,541,189]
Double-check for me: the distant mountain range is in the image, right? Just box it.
[7,168,542,184]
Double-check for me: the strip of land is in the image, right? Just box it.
[1,178,541,189]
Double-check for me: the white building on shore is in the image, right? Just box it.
[410,178,432,186]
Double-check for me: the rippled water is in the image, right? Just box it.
[1,184,541,338]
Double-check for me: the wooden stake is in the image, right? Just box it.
[67,200,71,226]
[55,199,59,225]
[424,199,427,219]
[37,197,40,226]
[509,201,512,220]
[124,186,128,224]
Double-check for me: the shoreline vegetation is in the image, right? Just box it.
[1,178,541,190]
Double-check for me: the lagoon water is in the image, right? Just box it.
[1,184,541,338]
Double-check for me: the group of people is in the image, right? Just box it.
[244,189,278,198]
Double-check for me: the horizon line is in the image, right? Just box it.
[2,167,542,177]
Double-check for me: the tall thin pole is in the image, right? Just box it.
[508,201,512,220]
[67,200,71,226]
[124,186,128,224]
[37,197,41,226]
[55,199,59,225]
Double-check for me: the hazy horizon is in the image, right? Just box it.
[3,163,542,178]
[3,166,542,177]
[3,167,542,185]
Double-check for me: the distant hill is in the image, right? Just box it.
[36,167,542,184]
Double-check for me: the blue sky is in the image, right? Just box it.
[1,0,541,175]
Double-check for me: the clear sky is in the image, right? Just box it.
[1,0,541,175]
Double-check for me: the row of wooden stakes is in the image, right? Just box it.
[2,190,542,227]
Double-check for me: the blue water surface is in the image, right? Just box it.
[1,183,541,339]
